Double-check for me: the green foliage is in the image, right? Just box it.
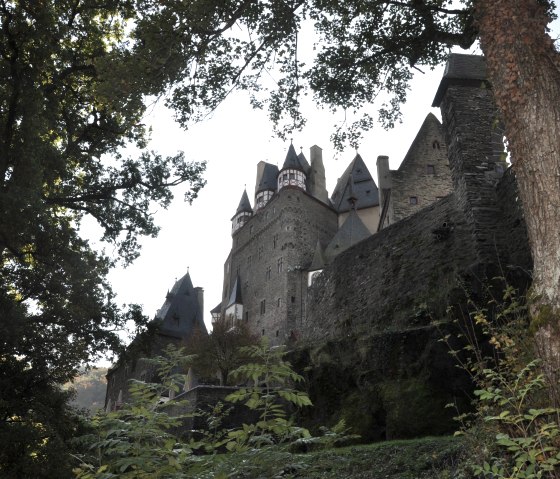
[0,1,206,474]
[65,368,109,412]
[185,318,259,385]
[186,436,463,479]
[289,418,361,452]
[446,285,560,479]
[73,346,195,478]
[225,340,312,450]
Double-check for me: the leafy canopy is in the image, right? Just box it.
[0,1,206,475]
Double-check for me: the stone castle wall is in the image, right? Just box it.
[303,71,532,343]
[224,187,338,344]
[303,194,477,341]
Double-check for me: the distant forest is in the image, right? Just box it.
[65,368,107,412]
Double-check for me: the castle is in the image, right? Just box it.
[105,54,531,439]
[212,111,453,345]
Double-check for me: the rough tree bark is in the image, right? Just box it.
[476,0,560,386]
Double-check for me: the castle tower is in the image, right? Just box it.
[277,143,308,191]
[432,54,507,264]
[254,162,279,211]
[231,189,253,234]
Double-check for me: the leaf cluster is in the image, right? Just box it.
[444,285,560,478]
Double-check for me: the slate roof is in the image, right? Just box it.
[432,54,488,107]
[256,163,279,193]
[233,189,253,218]
[155,271,207,338]
[308,240,326,272]
[297,150,311,173]
[210,302,222,315]
[226,275,243,307]
[324,209,371,262]
[281,143,308,172]
[331,154,379,213]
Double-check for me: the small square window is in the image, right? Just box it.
[409,196,418,205]
[427,165,435,174]
[291,296,296,303]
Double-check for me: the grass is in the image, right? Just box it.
[187,435,464,479]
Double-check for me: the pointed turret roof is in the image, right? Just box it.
[233,189,253,218]
[308,240,326,272]
[226,275,243,308]
[297,150,311,173]
[331,154,379,213]
[324,209,371,262]
[155,271,207,338]
[281,143,307,172]
[256,163,279,193]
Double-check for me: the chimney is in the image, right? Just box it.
[194,286,204,323]
[309,145,328,203]
[376,155,391,209]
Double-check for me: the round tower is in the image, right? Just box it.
[231,189,253,234]
[254,161,279,211]
[277,143,307,191]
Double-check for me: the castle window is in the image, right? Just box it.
[432,140,440,149]
[427,165,435,175]
[273,234,278,248]
[260,300,266,315]
[277,298,282,307]
[277,257,283,273]
[291,296,296,303]
[266,266,271,280]
[276,330,279,337]
[262,329,265,336]
[248,255,252,265]
[409,196,418,205]
[245,311,249,322]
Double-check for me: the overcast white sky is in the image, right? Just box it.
[104,63,446,337]
[99,8,559,350]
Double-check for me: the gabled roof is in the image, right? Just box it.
[226,275,243,307]
[324,209,371,261]
[281,143,307,173]
[331,154,379,213]
[233,189,253,218]
[256,163,279,193]
[155,271,207,338]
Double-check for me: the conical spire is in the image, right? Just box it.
[235,189,253,215]
[282,143,305,172]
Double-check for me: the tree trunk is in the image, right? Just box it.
[476,0,560,393]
